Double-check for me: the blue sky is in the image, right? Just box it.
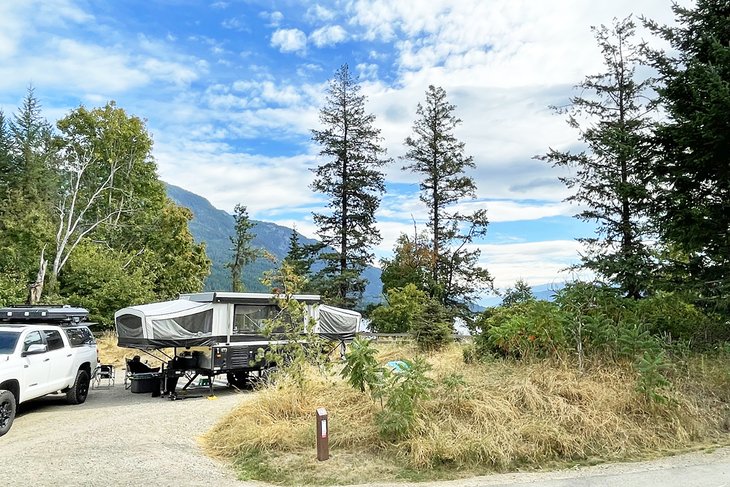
[0,0,688,293]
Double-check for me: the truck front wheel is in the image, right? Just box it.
[0,390,16,437]
[66,369,90,405]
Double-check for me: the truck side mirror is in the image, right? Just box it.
[22,344,48,356]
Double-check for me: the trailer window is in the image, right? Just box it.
[151,309,213,339]
[233,305,282,333]
[116,314,143,338]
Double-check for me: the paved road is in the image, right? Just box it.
[359,448,730,487]
[1,380,728,487]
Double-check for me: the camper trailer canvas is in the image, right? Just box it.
[114,292,360,392]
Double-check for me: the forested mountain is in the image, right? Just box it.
[165,184,383,303]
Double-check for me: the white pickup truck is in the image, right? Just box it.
[0,306,98,437]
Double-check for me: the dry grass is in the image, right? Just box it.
[199,341,730,484]
[97,334,730,483]
[96,330,171,368]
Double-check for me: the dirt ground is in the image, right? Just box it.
[2,377,729,487]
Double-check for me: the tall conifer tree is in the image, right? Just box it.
[539,17,656,298]
[311,64,390,306]
[645,1,730,307]
[227,204,258,292]
[402,85,491,312]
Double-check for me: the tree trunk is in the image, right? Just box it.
[27,248,48,305]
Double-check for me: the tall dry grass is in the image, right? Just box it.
[201,341,730,483]
[95,331,170,368]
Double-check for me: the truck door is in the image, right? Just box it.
[21,331,51,400]
[43,329,74,391]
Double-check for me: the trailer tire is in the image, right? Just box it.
[226,371,249,389]
[0,389,16,437]
[259,365,278,386]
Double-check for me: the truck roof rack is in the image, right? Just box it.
[0,305,90,324]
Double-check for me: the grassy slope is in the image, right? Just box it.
[200,342,730,485]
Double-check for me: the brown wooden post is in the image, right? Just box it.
[316,407,329,461]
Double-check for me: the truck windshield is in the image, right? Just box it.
[0,331,20,354]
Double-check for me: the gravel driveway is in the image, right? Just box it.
[0,379,251,486]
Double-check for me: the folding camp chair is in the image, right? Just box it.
[92,364,115,389]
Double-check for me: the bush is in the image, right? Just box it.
[376,357,434,440]
[636,292,717,344]
[482,300,569,359]
[0,272,26,306]
[370,284,429,333]
[410,300,453,351]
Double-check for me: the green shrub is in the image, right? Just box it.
[341,336,383,395]
[483,300,569,359]
[376,357,434,441]
[636,292,716,343]
[0,272,26,306]
[410,300,453,351]
[370,284,429,333]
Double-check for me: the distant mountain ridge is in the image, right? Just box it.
[165,183,383,303]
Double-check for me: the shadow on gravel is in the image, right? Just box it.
[16,382,251,417]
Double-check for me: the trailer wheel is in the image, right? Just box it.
[0,390,16,437]
[259,365,278,385]
[226,371,249,389]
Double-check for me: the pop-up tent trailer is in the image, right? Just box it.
[114,292,360,350]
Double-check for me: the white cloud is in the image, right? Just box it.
[155,140,321,216]
[306,4,336,23]
[356,63,378,80]
[474,240,592,289]
[271,28,307,53]
[458,200,575,223]
[0,0,92,59]
[222,17,245,30]
[260,11,284,27]
[310,25,347,48]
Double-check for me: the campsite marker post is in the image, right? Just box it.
[316,407,329,461]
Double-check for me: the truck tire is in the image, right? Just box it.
[66,369,90,405]
[0,390,16,437]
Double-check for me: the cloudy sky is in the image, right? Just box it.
[0,0,689,294]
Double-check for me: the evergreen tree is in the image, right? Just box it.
[0,111,13,200]
[0,88,56,301]
[227,204,259,292]
[402,85,492,312]
[283,227,315,279]
[539,17,656,298]
[501,279,535,307]
[311,64,390,306]
[9,87,57,204]
[644,1,730,308]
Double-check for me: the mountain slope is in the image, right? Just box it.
[166,184,383,302]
